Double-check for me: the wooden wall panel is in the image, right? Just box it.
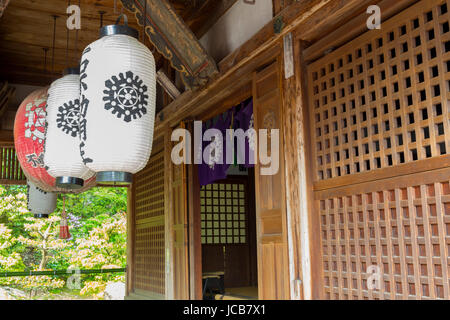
[306,0,450,300]
[308,0,450,183]
[318,172,450,300]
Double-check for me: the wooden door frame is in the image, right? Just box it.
[186,123,203,300]
[180,44,298,300]
[126,180,135,297]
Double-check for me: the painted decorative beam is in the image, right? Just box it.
[120,0,218,90]
[0,0,9,19]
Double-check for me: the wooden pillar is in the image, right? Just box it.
[281,33,324,300]
[164,125,174,299]
[186,125,202,299]
[165,123,191,299]
[126,178,135,297]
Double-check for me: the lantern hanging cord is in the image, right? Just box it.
[143,0,147,45]
[43,47,49,72]
[51,15,58,73]
[74,0,80,65]
[62,195,66,219]
[99,11,106,28]
[65,0,71,69]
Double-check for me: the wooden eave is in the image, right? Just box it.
[152,0,418,139]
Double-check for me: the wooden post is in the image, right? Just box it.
[281,32,303,300]
[281,33,324,300]
[186,121,203,300]
[164,125,174,299]
[125,177,135,297]
[165,123,190,299]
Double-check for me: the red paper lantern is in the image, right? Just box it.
[14,88,95,192]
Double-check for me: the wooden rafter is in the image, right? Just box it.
[0,0,225,88]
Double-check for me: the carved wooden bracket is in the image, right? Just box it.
[120,0,218,90]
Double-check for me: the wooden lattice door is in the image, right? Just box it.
[253,61,290,299]
[131,138,166,299]
[200,178,254,288]
[307,0,450,299]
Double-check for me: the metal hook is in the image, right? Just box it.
[115,12,129,26]
[51,15,59,73]
[99,11,106,28]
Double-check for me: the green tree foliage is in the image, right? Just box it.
[0,185,127,299]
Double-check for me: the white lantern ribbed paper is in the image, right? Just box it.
[27,180,57,218]
[79,20,156,184]
[44,68,95,189]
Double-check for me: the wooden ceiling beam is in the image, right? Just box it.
[0,0,220,87]
[10,0,127,19]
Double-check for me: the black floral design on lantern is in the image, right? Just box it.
[103,71,148,123]
[56,99,80,137]
[79,95,93,164]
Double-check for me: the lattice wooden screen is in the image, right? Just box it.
[306,0,450,300]
[319,174,450,300]
[308,0,450,181]
[0,145,26,184]
[133,145,165,297]
[200,182,248,245]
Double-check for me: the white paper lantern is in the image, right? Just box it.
[79,18,156,184]
[44,68,95,189]
[27,180,57,218]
